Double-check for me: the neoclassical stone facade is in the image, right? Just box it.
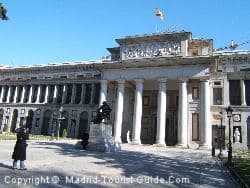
[0,31,250,150]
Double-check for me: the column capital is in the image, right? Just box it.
[116,80,126,84]
[100,80,108,84]
[158,78,168,83]
[178,78,188,83]
[134,79,144,84]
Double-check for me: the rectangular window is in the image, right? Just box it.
[245,80,250,106]
[192,113,199,141]
[213,88,222,105]
[192,87,199,100]
[229,80,241,105]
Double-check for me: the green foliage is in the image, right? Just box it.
[62,129,68,138]
[0,2,8,20]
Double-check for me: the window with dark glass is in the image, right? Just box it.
[213,88,222,105]
[245,80,250,106]
[192,113,199,141]
[229,80,241,105]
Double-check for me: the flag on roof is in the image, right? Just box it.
[155,8,164,20]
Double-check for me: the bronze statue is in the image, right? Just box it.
[91,101,112,124]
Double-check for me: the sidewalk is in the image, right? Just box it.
[0,141,240,187]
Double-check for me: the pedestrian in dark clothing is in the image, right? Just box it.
[12,127,29,170]
[81,132,89,150]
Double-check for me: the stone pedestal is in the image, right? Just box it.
[232,142,248,152]
[86,123,121,152]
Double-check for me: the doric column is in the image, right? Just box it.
[6,86,12,103]
[90,83,95,104]
[0,86,5,103]
[44,85,50,103]
[36,85,42,103]
[13,86,19,103]
[177,79,188,147]
[114,80,125,143]
[99,80,108,106]
[80,84,85,104]
[132,79,143,144]
[155,79,167,146]
[200,79,212,148]
[241,80,246,106]
[53,85,59,103]
[21,86,27,103]
[61,85,67,104]
[71,84,77,104]
[28,85,34,103]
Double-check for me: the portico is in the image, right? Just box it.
[97,57,213,148]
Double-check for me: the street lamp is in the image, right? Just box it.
[226,106,233,165]
[219,111,223,156]
[57,107,65,140]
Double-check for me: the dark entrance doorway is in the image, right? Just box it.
[10,109,18,132]
[26,110,34,131]
[212,125,225,149]
[247,117,250,149]
[165,110,178,146]
[0,109,3,129]
[78,112,89,139]
[41,110,52,135]
[59,111,69,137]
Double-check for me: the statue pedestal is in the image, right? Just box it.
[86,123,121,152]
[232,142,248,152]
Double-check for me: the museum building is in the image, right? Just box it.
[0,31,249,149]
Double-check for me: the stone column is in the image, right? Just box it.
[71,84,76,104]
[241,80,246,106]
[114,80,125,143]
[132,79,143,145]
[177,79,188,147]
[53,85,59,103]
[90,83,95,104]
[6,86,12,103]
[155,79,167,146]
[36,85,42,103]
[80,84,86,104]
[200,79,212,148]
[99,80,108,106]
[61,85,68,104]
[21,86,27,103]
[0,86,6,103]
[28,85,34,103]
[44,85,50,103]
[13,86,19,103]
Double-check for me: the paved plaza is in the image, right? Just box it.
[0,140,239,188]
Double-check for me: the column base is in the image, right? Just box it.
[199,144,211,150]
[131,140,141,145]
[114,137,122,144]
[153,142,166,147]
[175,143,189,149]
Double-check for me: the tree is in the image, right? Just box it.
[0,2,8,20]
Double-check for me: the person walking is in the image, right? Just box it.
[12,127,29,170]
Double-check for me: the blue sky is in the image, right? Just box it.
[0,0,250,67]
